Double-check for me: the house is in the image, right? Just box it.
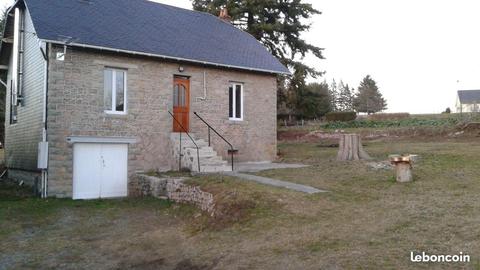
[0,0,289,199]
[456,90,480,113]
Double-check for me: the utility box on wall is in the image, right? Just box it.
[37,142,48,169]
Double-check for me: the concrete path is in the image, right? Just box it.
[224,172,326,194]
[234,162,309,173]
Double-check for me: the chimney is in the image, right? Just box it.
[219,7,232,22]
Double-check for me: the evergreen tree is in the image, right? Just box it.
[353,75,387,114]
[329,79,338,111]
[337,81,354,111]
[296,82,331,119]
[191,0,324,116]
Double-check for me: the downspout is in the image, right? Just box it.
[40,42,49,198]
[195,67,208,101]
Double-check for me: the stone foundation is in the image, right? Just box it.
[131,174,215,214]
[8,169,41,187]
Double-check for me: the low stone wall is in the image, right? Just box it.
[166,178,214,213]
[131,174,215,214]
[129,174,167,197]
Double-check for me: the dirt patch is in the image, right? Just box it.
[278,125,465,143]
[173,259,218,270]
[128,258,166,270]
[278,130,342,144]
[459,122,480,136]
[277,130,309,141]
[189,186,257,232]
[210,191,257,230]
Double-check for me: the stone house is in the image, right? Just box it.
[456,90,480,113]
[0,0,289,199]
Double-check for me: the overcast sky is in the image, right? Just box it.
[4,0,480,113]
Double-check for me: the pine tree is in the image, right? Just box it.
[353,75,387,114]
[191,0,324,117]
[337,81,354,111]
[329,79,338,111]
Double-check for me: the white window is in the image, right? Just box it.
[229,83,243,121]
[104,68,127,114]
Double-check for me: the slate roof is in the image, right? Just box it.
[17,0,289,74]
[458,90,480,104]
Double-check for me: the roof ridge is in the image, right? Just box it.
[13,0,290,74]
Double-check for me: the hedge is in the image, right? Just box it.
[325,111,357,122]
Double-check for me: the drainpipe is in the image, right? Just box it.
[40,42,49,198]
[195,68,208,101]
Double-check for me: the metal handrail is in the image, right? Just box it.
[193,112,236,171]
[168,111,201,172]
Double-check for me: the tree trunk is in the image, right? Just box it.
[337,134,371,161]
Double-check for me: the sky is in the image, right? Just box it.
[3,0,480,113]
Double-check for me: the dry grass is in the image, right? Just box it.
[2,138,480,269]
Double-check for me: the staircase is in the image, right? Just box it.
[170,133,232,173]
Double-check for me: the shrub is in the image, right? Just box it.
[322,117,460,129]
[367,113,410,121]
[325,111,357,122]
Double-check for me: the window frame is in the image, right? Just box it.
[104,67,128,115]
[228,82,244,121]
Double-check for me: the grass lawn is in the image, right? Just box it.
[1,138,480,269]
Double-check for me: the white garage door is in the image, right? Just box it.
[73,143,128,200]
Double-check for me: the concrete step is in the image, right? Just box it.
[184,148,217,156]
[171,132,231,173]
[201,159,228,165]
[200,165,232,173]
[189,151,218,157]
[178,141,209,148]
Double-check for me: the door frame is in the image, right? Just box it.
[172,75,190,132]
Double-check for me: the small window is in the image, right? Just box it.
[228,83,243,121]
[104,68,127,114]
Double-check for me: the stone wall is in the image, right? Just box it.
[47,45,277,197]
[8,169,41,187]
[131,174,215,214]
[166,179,215,213]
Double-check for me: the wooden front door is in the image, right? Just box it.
[172,76,190,132]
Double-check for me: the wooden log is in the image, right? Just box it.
[337,134,372,161]
[394,162,412,182]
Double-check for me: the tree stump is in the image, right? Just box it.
[394,163,412,182]
[389,155,415,182]
[336,134,371,161]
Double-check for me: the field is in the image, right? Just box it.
[1,124,480,269]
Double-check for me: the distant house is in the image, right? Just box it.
[0,0,289,199]
[456,90,480,113]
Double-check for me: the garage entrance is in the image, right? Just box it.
[73,143,128,199]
